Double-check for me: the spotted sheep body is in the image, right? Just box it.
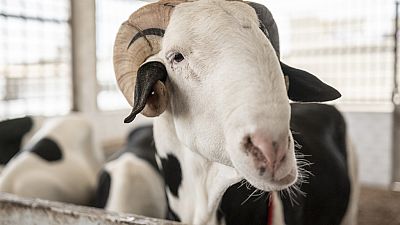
[0,115,104,205]
[109,0,359,224]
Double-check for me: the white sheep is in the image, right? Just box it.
[112,0,358,224]
[0,115,104,205]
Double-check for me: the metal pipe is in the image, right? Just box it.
[391,0,400,191]
[0,13,68,24]
[70,0,98,112]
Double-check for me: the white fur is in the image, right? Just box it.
[271,192,286,225]
[0,114,104,205]
[104,153,167,218]
[149,0,296,224]
[126,0,356,224]
[158,0,296,190]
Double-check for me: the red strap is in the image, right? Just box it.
[267,194,274,225]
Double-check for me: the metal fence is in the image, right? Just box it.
[0,0,71,119]
[94,0,398,112]
[271,0,396,111]
[96,0,147,111]
[0,0,398,118]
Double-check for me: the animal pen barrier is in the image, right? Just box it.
[1,0,400,223]
[0,0,72,119]
[0,192,183,225]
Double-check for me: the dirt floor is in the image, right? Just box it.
[359,186,400,225]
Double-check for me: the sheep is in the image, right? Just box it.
[0,114,104,206]
[0,116,44,173]
[94,126,166,218]
[112,0,357,224]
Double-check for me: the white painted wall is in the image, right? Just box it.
[344,112,392,187]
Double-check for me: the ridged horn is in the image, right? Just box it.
[113,0,185,113]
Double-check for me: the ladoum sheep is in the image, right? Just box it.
[0,116,44,173]
[94,126,167,218]
[111,0,358,225]
[0,115,104,205]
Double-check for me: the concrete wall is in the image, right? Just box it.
[344,111,392,187]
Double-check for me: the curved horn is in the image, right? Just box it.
[113,0,184,121]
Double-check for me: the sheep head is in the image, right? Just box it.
[114,0,185,121]
[113,0,340,191]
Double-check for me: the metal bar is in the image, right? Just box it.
[288,46,392,56]
[0,192,183,225]
[70,0,98,112]
[0,13,68,24]
[391,1,400,191]
[394,1,399,96]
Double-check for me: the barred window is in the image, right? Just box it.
[258,0,395,111]
[97,0,395,112]
[96,0,147,111]
[0,0,72,119]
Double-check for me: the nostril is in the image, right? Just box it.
[242,135,258,157]
[272,141,278,151]
[243,135,253,150]
[242,135,267,163]
[243,132,291,168]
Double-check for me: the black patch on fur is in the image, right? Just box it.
[109,125,159,173]
[166,200,181,222]
[93,170,112,208]
[27,138,62,162]
[128,28,165,49]
[160,154,182,197]
[164,175,181,221]
[217,181,269,225]
[281,103,350,225]
[0,117,33,164]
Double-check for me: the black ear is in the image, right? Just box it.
[0,117,34,165]
[281,62,341,102]
[124,61,168,123]
[0,117,33,141]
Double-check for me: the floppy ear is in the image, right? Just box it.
[281,62,341,102]
[124,61,169,123]
[0,117,33,141]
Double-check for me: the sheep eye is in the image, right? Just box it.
[173,53,184,63]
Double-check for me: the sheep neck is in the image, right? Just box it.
[153,112,242,225]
